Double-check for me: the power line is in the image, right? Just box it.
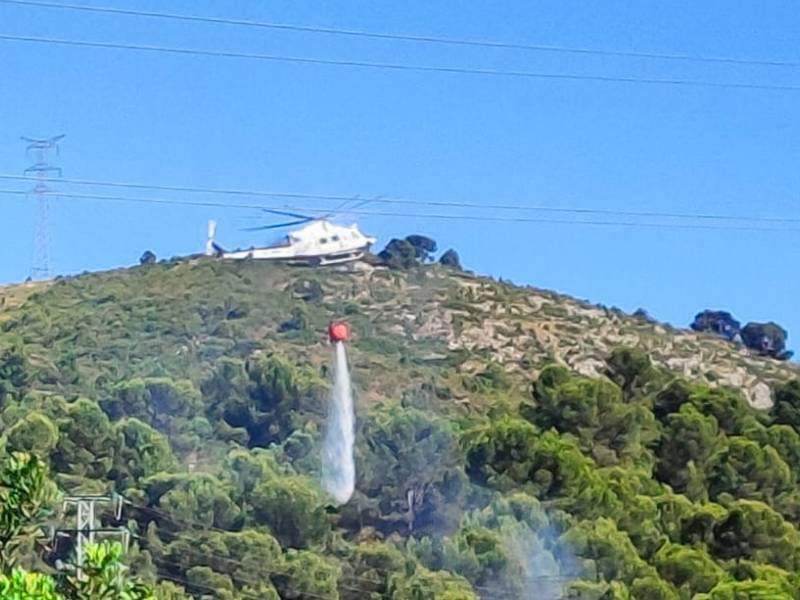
[0,174,797,226]
[154,558,367,600]
[1,187,798,233]
[134,502,573,599]
[153,547,565,600]
[130,505,392,599]
[152,552,384,600]
[152,562,348,600]
[2,33,800,92]
[155,574,265,600]
[142,511,573,600]
[3,0,799,69]
[0,173,359,203]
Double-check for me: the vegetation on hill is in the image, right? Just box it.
[691,310,793,361]
[0,452,153,599]
[0,258,799,599]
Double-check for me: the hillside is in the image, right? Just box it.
[1,258,795,408]
[1,257,800,599]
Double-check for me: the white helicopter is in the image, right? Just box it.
[206,207,377,266]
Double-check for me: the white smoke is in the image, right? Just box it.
[503,525,567,599]
[321,342,356,505]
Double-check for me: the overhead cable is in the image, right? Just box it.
[1,188,798,233]
[134,502,573,597]
[131,504,410,599]
[0,174,797,225]
[2,0,799,69]
[1,33,800,92]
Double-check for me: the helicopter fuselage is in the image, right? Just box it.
[209,219,376,266]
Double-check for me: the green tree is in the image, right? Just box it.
[653,379,694,420]
[761,424,800,486]
[273,550,339,600]
[604,347,664,400]
[653,542,724,595]
[6,412,59,456]
[249,475,330,549]
[153,581,191,599]
[439,526,512,588]
[289,279,324,303]
[559,518,652,585]
[629,576,678,600]
[279,306,309,333]
[741,322,791,360]
[772,380,800,430]
[102,378,205,454]
[655,404,720,499]
[405,235,438,262]
[654,495,725,547]
[0,453,56,569]
[711,500,800,569]
[463,415,540,492]
[688,387,754,436]
[59,541,154,600]
[387,565,477,600]
[655,381,754,435]
[201,358,251,445]
[694,579,797,600]
[464,418,616,518]
[464,361,511,392]
[111,418,176,489]
[355,407,465,535]
[149,473,243,531]
[247,354,325,445]
[690,310,741,341]
[438,249,462,270]
[162,529,282,591]
[51,398,116,481]
[524,366,656,465]
[183,566,233,600]
[378,239,419,269]
[0,453,150,599]
[0,568,60,600]
[564,580,632,600]
[599,467,663,557]
[0,344,31,405]
[222,447,289,501]
[705,437,793,503]
[336,541,408,600]
[205,354,325,448]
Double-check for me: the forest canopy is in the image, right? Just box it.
[3,340,800,599]
[0,260,799,599]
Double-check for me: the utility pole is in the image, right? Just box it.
[58,493,129,578]
[21,134,64,280]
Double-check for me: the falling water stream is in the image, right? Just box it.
[321,341,355,504]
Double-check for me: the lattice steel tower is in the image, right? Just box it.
[58,493,129,579]
[21,134,64,280]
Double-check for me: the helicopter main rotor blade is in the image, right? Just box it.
[241,218,313,232]
[261,207,314,220]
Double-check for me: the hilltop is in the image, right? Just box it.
[2,257,800,599]
[1,258,794,409]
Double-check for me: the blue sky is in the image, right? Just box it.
[0,1,798,350]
